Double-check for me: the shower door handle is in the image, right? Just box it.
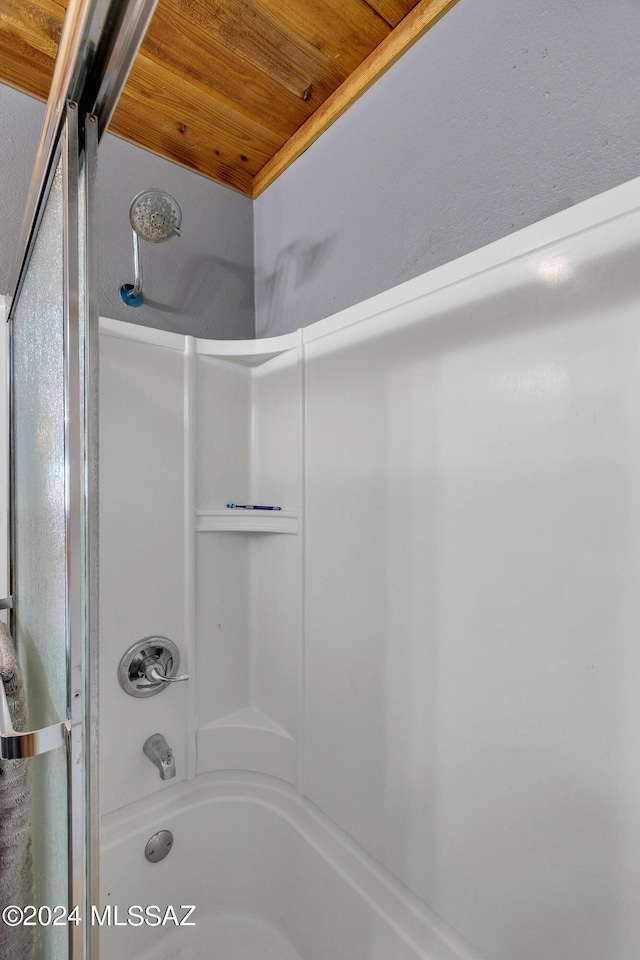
[0,676,68,759]
[0,600,69,759]
[0,673,69,760]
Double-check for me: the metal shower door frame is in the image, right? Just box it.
[63,103,100,960]
[6,100,99,960]
[6,2,160,957]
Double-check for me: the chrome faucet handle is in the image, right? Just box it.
[147,665,189,684]
[139,653,188,685]
[118,637,187,698]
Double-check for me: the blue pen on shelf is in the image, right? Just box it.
[226,503,282,511]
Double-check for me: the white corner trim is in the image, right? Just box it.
[195,331,299,365]
[99,315,186,351]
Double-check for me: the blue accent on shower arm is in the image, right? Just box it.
[120,283,144,307]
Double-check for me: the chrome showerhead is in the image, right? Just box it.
[120,189,182,306]
[129,189,182,243]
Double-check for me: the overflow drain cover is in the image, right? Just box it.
[145,829,174,863]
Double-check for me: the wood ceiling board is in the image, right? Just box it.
[0,39,53,103]
[124,56,285,163]
[173,0,348,105]
[0,0,62,59]
[111,56,285,193]
[362,0,419,28]
[0,0,61,103]
[142,5,315,139]
[255,0,391,69]
[252,0,461,197]
[111,92,256,195]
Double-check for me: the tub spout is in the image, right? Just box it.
[143,733,176,780]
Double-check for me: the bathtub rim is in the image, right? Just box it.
[100,770,485,960]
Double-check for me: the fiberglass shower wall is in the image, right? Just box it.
[98,327,301,815]
[98,175,640,960]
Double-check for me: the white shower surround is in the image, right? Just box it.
[99,174,640,960]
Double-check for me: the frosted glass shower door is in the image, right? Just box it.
[12,154,70,960]
[8,105,97,960]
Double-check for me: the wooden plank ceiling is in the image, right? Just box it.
[0,0,458,197]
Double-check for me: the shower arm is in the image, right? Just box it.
[132,230,143,297]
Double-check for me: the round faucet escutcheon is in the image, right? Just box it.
[118,637,189,698]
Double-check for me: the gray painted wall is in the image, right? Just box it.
[0,82,254,339]
[254,0,640,336]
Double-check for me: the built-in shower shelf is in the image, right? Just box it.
[206,705,292,737]
[196,510,298,534]
[197,706,296,783]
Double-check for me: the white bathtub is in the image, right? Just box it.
[100,773,481,960]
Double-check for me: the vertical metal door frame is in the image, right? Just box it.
[6,3,160,957]
[6,101,100,960]
[62,100,87,960]
[83,111,100,960]
[62,102,101,960]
